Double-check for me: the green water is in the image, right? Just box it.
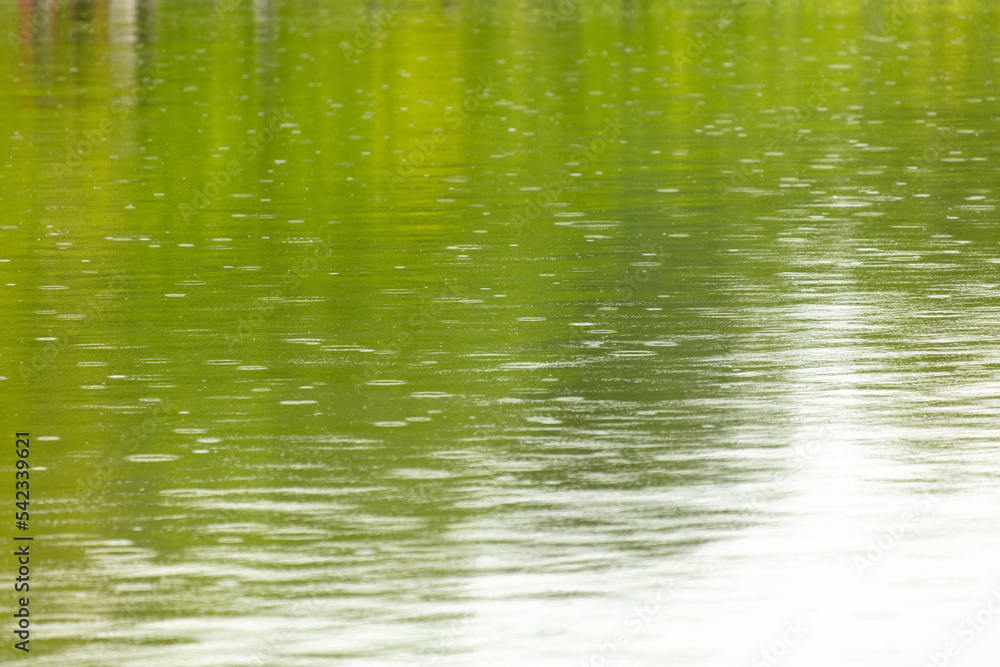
[3,1,1000,665]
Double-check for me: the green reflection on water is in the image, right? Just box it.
[1,0,999,663]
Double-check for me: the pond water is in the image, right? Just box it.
[3,1,1000,665]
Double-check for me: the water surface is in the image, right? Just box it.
[2,1,1000,665]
